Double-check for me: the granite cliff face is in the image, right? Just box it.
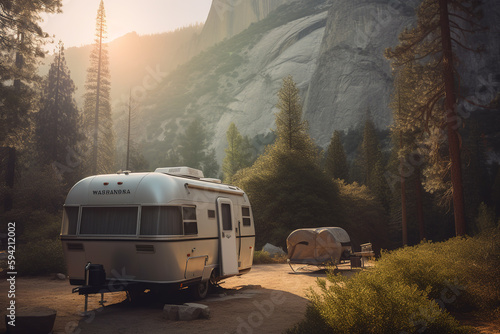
[143,0,332,162]
[197,0,294,51]
[144,0,418,160]
[303,0,417,147]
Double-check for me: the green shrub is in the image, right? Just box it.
[253,250,287,264]
[288,270,473,334]
[17,238,66,275]
[285,304,331,334]
[374,229,500,311]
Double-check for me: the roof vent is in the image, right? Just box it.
[155,166,204,179]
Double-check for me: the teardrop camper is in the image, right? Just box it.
[286,227,352,266]
[60,167,255,299]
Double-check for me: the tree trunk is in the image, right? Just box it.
[92,15,103,175]
[400,133,408,246]
[3,147,16,211]
[415,167,426,240]
[439,0,466,236]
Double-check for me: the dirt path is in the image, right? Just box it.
[0,264,330,334]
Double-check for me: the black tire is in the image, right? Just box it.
[190,280,209,300]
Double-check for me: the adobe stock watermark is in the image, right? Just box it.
[400,278,466,334]
[51,144,87,181]
[113,64,168,112]
[224,290,286,334]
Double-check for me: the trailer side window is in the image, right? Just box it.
[140,206,182,235]
[62,206,79,235]
[183,206,198,235]
[80,207,138,235]
[242,206,252,226]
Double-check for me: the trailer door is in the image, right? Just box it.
[217,197,239,276]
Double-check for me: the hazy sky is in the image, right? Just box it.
[43,0,212,50]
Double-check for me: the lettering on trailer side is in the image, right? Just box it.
[92,189,131,195]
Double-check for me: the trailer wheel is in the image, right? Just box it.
[190,280,209,300]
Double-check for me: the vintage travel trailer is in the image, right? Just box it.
[60,167,255,299]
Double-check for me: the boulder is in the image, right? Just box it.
[262,243,286,257]
[178,305,202,321]
[56,273,66,280]
[184,303,211,319]
[162,304,179,321]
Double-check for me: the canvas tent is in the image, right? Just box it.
[286,227,352,265]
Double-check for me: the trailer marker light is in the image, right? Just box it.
[187,253,191,257]
[103,182,109,186]
[117,182,123,185]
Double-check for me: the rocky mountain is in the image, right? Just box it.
[140,0,418,163]
[138,0,332,165]
[47,0,500,168]
[303,0,417,145]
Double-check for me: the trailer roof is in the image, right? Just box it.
[65,171,246,206]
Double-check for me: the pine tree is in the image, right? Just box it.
[390,63,428,243]
[0,0,62,147]
[82,0,114,175]
[203,148,220,179]
[36,42,81,183]
[360,118,383,185]
[233,76,341,249]
[385,0,484,236]
[174,118,219,177]
[275,75,317,159]
[222,122,251,183]
[356,117,390,212]
[114,92,147,171]
[127,143,149,172]
[178,118,208,170]
[325,130,349,181]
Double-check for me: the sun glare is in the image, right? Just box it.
[43,0,211,51]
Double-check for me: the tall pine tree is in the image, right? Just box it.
[233,76,341,248]
[222,122,251,183]
[36,42,80,183]
[356,117,390,211]
[275,75,317,159]
[165,118,219,177]
[178,119,208,170]
[390,63,428,243]
[385,0,484,235]
[82,0,114,175]
[0,0,62,147]
[325,130,349,181]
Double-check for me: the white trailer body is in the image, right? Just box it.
[60,167,255,295]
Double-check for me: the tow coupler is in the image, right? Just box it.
[72,262,134,314]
